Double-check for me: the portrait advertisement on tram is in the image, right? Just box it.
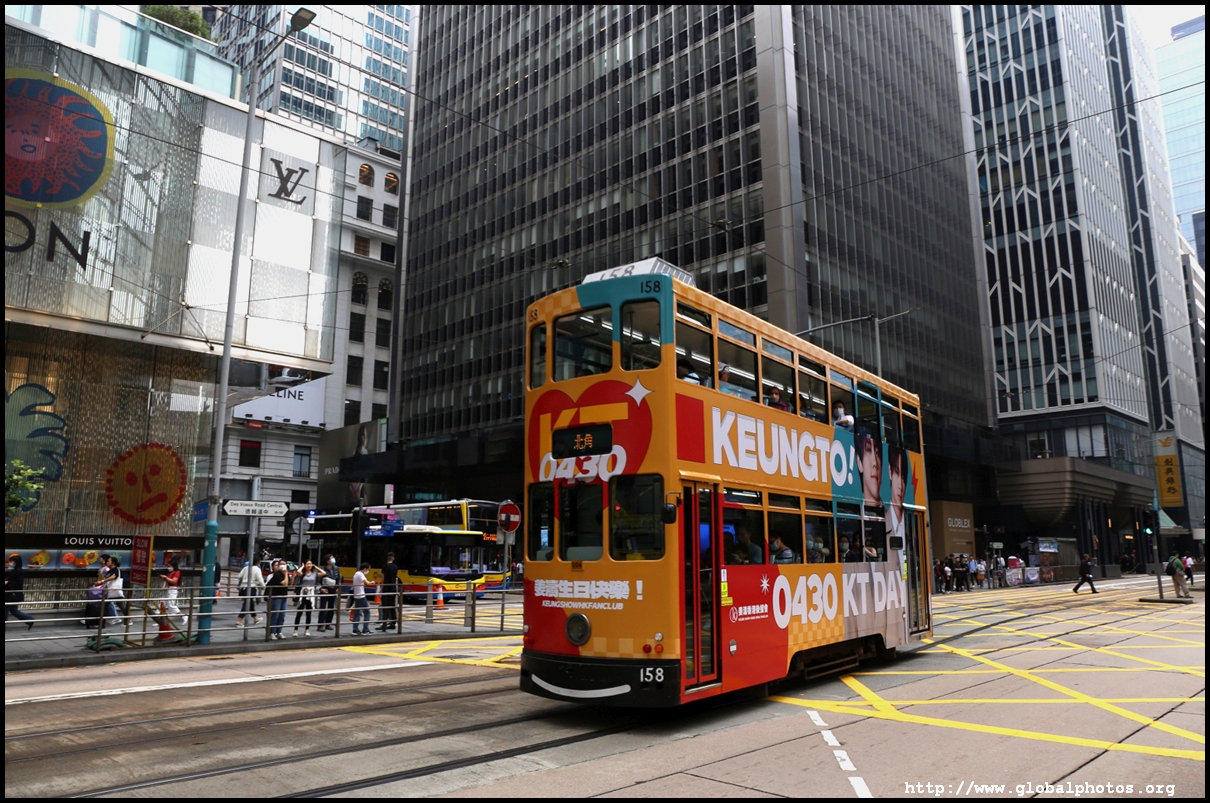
[519,260,932,706]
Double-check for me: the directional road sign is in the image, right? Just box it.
[498,501,521,533]
[222,500,289,517]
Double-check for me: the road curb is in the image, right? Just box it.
[1137,596,1196,605]
[4,629,523,673]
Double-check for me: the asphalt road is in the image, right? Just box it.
[4,576,1203,798]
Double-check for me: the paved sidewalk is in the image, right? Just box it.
[4,581,523,672]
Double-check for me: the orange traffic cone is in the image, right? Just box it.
[435,592,445,609]
[155,614,177,642]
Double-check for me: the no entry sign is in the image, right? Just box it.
[498,501,521,533]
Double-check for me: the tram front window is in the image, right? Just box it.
[559,484,604,561]
[609,474,664,560]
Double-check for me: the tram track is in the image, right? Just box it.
[4,668,513,745]
[6,675,524,766]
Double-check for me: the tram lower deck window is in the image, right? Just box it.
[559,483,603,561]
[610,475,664,560]
[528,483,554,561]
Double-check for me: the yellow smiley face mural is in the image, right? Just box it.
[104,443,187,525]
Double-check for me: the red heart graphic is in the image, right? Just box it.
[527,380,653,482]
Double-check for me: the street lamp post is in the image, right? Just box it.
[793,307,921,377]
[199,8,316,645]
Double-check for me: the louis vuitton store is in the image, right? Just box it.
[5,20,346,546]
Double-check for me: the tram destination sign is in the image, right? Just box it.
[552,424,613,459]
[222,500,289,517]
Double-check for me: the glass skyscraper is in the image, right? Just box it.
[956,5,1204,555]
[213,4,412,152]
[1156,15,1205,269]
[402,6,998,506]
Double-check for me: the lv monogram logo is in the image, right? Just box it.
[268,158,309,204]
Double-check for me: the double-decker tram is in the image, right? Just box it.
[520,258,931,706]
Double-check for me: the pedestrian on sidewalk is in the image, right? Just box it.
[317,554,339,632]
[5,555,35,629]
[1072,554,1098,594]
[1183,553,1195,588]
[351,562,371,635]
[265,559,290,639]
[1167,553,1191,598]
[159,558,186,628]
[377,553,400,632]
[235,560,264,627]
[103,556,125,627]
[292,560,322,637]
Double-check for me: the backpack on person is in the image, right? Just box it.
[1165,559,1178,576]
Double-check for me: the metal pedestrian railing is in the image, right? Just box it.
[4,580,524,655]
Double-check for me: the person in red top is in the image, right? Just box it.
[159,557,185,629]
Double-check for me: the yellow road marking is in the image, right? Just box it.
[770,693,1204,761]
[932,641,1205,745]
[856,667,1206,675]
[829,697,1204,706]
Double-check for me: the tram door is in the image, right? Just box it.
[682,484,719,687]
[905,511,930,634]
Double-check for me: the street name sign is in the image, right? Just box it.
[222,500,289,517]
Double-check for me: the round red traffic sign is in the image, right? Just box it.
[498,501,521,533]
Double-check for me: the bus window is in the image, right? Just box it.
[761,356,795,413]
[864,519,886,562]
[904,414,922,452]
[799,371,828,422]
[528,483,554,561]
[559,483,604,561]
[609,475,665,560]
[620,300,662,371]
[554,306,612,380]
[805,515,834,563]
[717,340,758,401]
[676,321,713,386]
[831,385,855,430]
[836,518,862,562]
[767,511,803,564]
[529,323,547,389]
[723,506,765,565]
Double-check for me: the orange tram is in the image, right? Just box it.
[520,259,932,706]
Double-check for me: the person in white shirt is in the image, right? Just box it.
[235,560,265,627]
[351,562,372,635]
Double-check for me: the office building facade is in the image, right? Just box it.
[1156,15,1205,269]
[214,4,412,152]
[401,5,998,514]
[955,5,1204,562]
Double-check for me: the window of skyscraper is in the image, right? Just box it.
[356,196,373,220]
[384,172,399,195]
[346,355,363,386]
[343,399,361,427]
[359,164,375,186]
[349,312,365,343]
[383,204,398,228]
[376,317,392,347]
[354,235,370,256]
[380,242,396,263]
[378,279,393,310]
[351,272,368,305]
[373,360,390,390]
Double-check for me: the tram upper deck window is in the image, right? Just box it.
[677,302,711,329]
[620,300,661,371]
[831,382,856,430]
[882,396,901,447]
[610,475,665,560]
[903,410,922,453]
[528,483,554,561]
[761,355,796,413]
[717,339,758,401]
[559,483,604,561]
[856,387,880,439]
[529,323,547,389]
[799,371,828,422]
[676,321,714,386]
[554,306,612,380]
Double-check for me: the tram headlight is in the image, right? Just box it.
[653,632,663,642]
[565,613,592,646]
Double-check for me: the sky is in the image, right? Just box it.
[1127,5,1204,51]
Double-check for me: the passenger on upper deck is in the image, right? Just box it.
[764,386,790,411]
[676,358,703,384]
[832,401,855,430]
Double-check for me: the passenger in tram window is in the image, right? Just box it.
[676,358,703,384]
[839,534,862,563]
[764,386,790,411]
[768,533,793,564]
[737,526,763,564]
[832,401,855,429]
[855,428,883,508]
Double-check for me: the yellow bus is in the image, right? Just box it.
[520,259,931,706]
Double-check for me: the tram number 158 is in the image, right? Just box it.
[639,667,665,683]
